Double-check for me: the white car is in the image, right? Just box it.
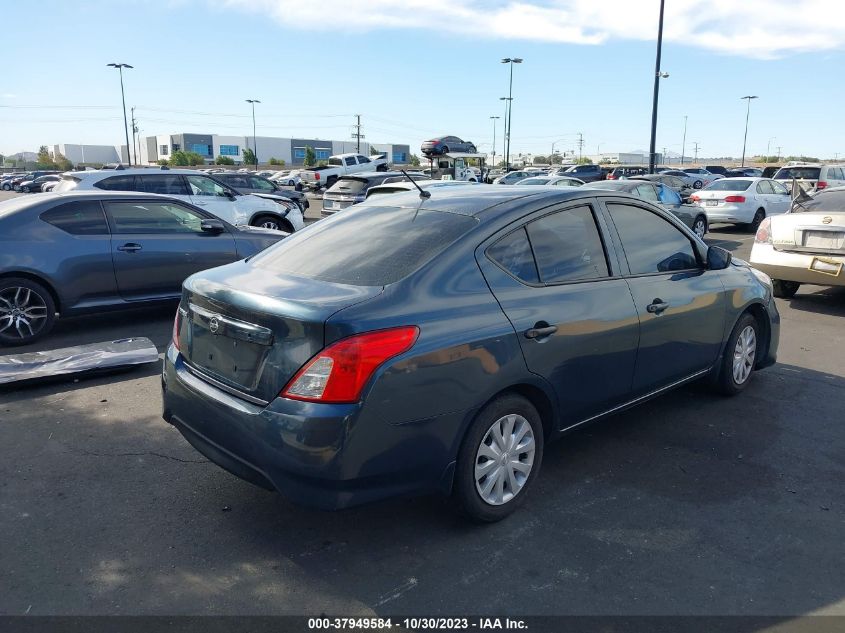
[750,186,845,298]
[52,168,304,232]
[772,163,845,194]
[690,177,790,231]
[682,168,723,189]
[513,175,585,187]
[363,179,478,201]
[271,170,302,187]
[492,171,532,185]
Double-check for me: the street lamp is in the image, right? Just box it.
[740,95,758,167]
[681,115,688,166]
[647,0,666,174]
[766,136,777,164]
[501,57,522,171]
[499,97,512,168]
[107,63,133,166]
[489,116,500,169]
[246,99,261,167]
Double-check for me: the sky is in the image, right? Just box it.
[2,0,845,161]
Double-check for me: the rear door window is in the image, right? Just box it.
[344,157,357,166]
[635,184,660,202]
[136,174,189,196]
[526,206,609,283]
[248,176,276,191]
[94,175,137,191]
[41,200,109,235]
[756,180,774,194]
[252,206,478,286]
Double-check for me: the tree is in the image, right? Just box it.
[185,151,206,166]
[54,151,73,171]
[575,157,593,165]
[550,154,563,165]
[215,155,235,165]
[242,148,256,166]
[268,157,285,166]
[303,146,316,167]
[533,155,548,165]
[409,153,421,166]
[157,159,169,166]
[36,145,56,169]
[370,146,381,156]
[169,150,190,166]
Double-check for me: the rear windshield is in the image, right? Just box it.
[328,158,342,166]
[703,179,752,191]
[327,178,369,194]
[251,206,478,286]
[794,189,845,213]
[774,167,820,180]
[366,187,408,198]
[53,176,80,193]
[519,178,551,185]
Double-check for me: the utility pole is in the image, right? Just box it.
[776,146,782,162]
[662,146,667,166]
[245,99,260,167]
[351,114,365,153]
[130,106,138,166]
[693,142,700,164]
[489,116,500,169]
[501,58,522,172]
[681,115,687,165]
[648,0,667,173]
[740,95,758,167]
[577,132,584,162]
[107,63,133,166]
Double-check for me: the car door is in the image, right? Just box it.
[104,199,238,301]
[184,174,239,224]
[477,201,640,427]
[600,199,727,395]
[767,180,791,214]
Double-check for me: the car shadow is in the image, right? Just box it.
[783,286,845,317]
[3,362,844,616]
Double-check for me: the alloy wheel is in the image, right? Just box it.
[732,325,756,385]
[0,286,49,340]
[474,413,535,506]
[693,217,707,238]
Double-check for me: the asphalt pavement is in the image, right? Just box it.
[1,190,843,618]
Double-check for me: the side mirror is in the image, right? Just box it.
[200,218,225,234]
[706,245,732,270]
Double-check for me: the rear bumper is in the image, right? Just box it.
[701,205,754,223]
[161,347,464,509]
[750,244,845,286]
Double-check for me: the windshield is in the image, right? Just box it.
[585,181,627,191]
[252,206,478,286]
[774,167,821,180]
[793,189,845,213]
[703,179,752,192]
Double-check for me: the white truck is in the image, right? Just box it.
[299,152,389,190]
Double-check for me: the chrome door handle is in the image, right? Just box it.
[647,299,669,314]
[117,243,142,253]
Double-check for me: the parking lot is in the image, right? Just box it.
[1,188,843,618]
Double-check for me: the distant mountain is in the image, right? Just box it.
[6,151,37,161]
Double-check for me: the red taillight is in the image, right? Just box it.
[172,308,182,350]
[724,195,746,203]
[690,194,700,202]
[282,326,420,403]
[817,181,827,190]
[755,217,772,244]
[315,173,320,180]
[607,174,617,180]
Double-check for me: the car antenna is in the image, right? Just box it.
[401,169,430,199]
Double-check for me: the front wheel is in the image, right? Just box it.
[21,186,30,193]
[693,180,703,189]
[772,279,800,299]
[287,180,294,186]
[692,215,708,239]
[250,214,291,233]
[0,278,56,346]
[713,313,759,396]
[453,394,544,522]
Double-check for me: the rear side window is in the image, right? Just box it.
[774,167,820,180]
[251,206,478,286]
[41,201,109,235]
[756,180,774,194]
[248,176,276,191]
[487,228,539,283]
[136,174,189,196]
[526,207,609,283]
[94,175,137,191]
[607,203,699,274]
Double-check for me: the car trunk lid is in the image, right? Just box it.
[178,261,383,403]
[770,212,845,255]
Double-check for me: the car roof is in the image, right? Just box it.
[66,168,215,179]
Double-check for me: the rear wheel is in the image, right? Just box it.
[693,179,703,189]
[747,208,765,232]
[0,278,56,346]
[692,215,708,239]
[441,145,449,154]
[453,394,544,522]
[714,313,758,396]
[772,279,800,299]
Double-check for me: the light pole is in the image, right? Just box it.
[499,97,512,168]
[766,136,776,163]
[107,63,133,166]
[596,143,602,163]
[740,95,758,167]
[501,57,522,172]
[681,115,688,166]
[647,0,667,174]
[490,116,500,169]
[246,99,260,167]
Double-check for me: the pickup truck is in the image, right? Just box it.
[299,152,389,190]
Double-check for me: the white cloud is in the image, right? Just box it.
[218,0,845,58]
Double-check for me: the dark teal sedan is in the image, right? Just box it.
[163,187,779,521]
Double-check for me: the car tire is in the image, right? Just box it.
[1,184,10,191]
[468,144,477,153]
[287,180,294,186]
[442,146,449,153]
[772,279,800,299]
[452,393,544,522]
[692,215,708,239]
[747,208,765,232]
[21,186,30,193]
[713,312,759,396]
[0,277,56,347]
[693,180,703,189]
[250,214,290,232]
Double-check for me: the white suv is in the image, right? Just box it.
[53,168,305,232]
[772,163,845,193]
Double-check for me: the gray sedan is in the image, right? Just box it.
[0,191,286,346]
